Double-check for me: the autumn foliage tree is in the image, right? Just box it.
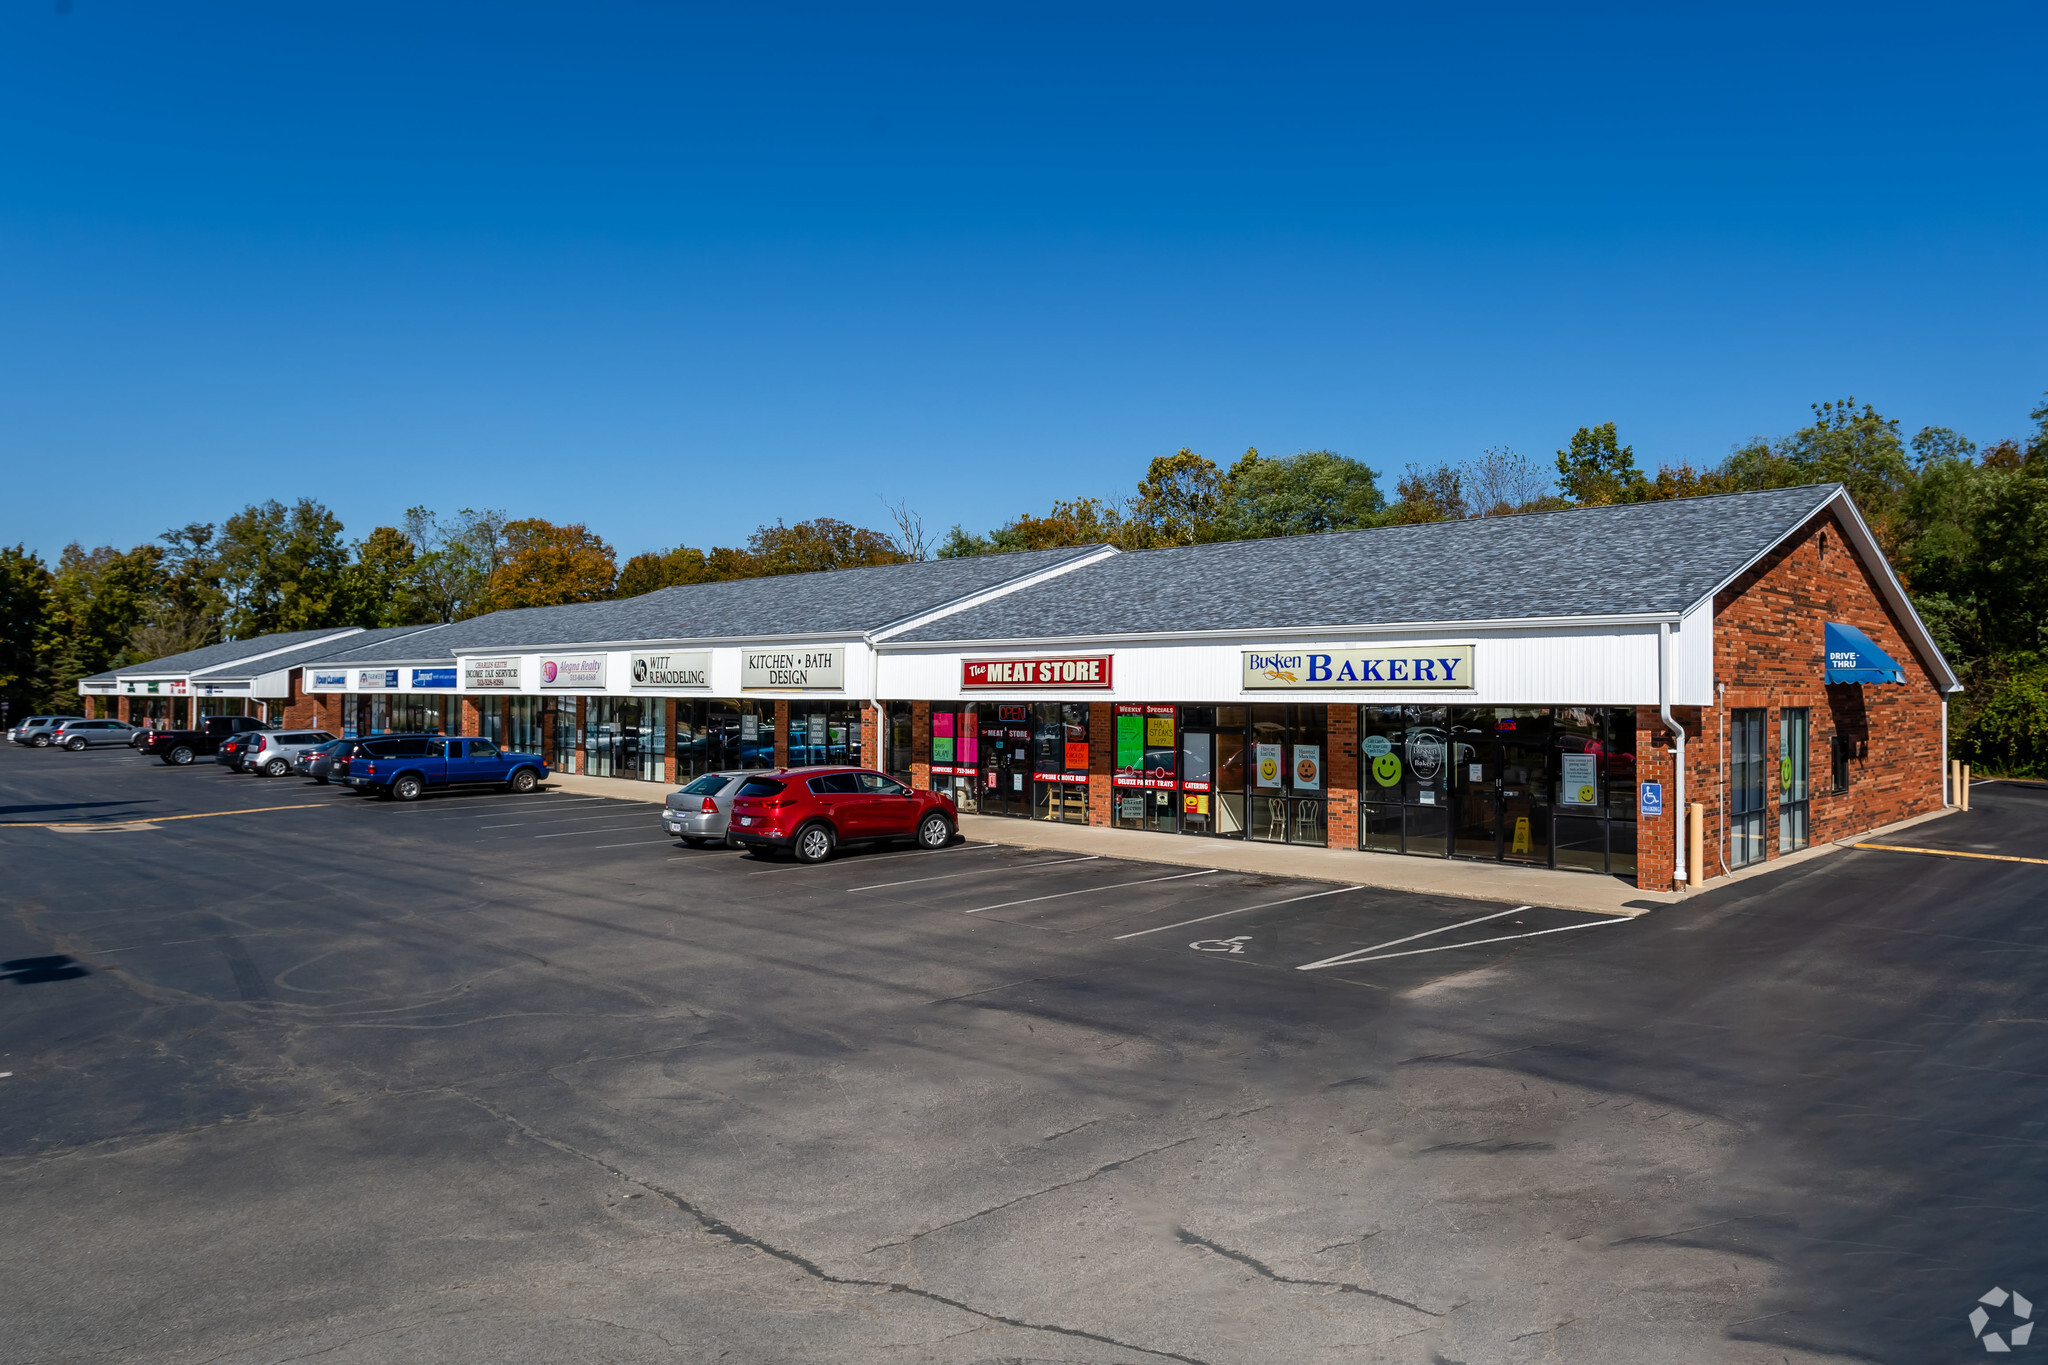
[486,519,618,609]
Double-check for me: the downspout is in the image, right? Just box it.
[1716,681,1730,879]
[1941,694,1950,806]
[1659,621,1688,886]
[867,636,885,771]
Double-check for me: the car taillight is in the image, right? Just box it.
[363,763,376,775]
[699,797,718,812]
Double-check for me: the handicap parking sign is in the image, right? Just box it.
[1640,781,1664,817]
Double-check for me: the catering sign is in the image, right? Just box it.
[962,655,1113,689]
[743,648,843,690]
[631,651,711,690]
[539,655,607,689]
[462,657,521,690]
[1242,646,1474,690]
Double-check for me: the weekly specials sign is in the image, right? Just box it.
[1242,646,1475,690]
[962,656,1113,689]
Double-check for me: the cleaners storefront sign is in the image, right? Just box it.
[962,656,1113,689]
[1242,646,1475,690]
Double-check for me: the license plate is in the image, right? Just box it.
[737,816,752,826]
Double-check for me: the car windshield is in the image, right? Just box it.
[735,777,785,799]
[679,774,732,796]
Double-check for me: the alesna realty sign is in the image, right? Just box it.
[962,656,1113,689]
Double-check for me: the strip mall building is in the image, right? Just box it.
[80,484,1959,892]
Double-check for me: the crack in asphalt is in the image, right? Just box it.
[448,1088,1215,1365]
[1174,1228,1443,1318]
[865,1133,1202,1253]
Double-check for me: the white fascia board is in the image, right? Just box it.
[1691,487,1961,694]
[868,546,1122,644]
[878,610,1684,654]
[460,630,864,655]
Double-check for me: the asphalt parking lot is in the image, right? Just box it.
[3,744,2045,1364]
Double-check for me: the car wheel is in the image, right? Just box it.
[917,812,953,849]
[392,774,424,802]
[65,736,87,751]
[313,776,329,785]
[169,745,195,765]
[793,822,835,865]
[508,767,538,793]
[264,758,290,777]
[32,735,50,748]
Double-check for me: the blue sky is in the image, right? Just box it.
[2,2,2044,562]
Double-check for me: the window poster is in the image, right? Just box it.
[1255,743,1283,789]
[1115,713,1144,779]
[1145,714,1175,748]
[1293,744,1321,792]
[1065,740,1091,773]
[1560,753,1598,806]
[740,714,759,742]
[809,714,827,747]
[959,730,978,765]
[1184,792,1209,815]
[932,710,955,764]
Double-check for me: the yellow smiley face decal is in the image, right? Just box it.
[1371,753,1403,786]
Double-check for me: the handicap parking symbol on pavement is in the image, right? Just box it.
[1190,935,1252,954]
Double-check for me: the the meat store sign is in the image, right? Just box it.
[962,655,1113,689]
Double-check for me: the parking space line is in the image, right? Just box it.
[964,868,1219,915]
[1291,906,1529,967]
[724,842,999,871]
[532,823,654,838]
[1298,916,1623,971]
[479,810,650,829]
[1113,884,1362,939]
[850,855,1101,893]
[0,802,331,829]
[1852,842,2048,867]
[591,839,677,849]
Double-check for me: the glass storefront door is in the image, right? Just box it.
[1246,704,1327,846]
[586,698,667,780]
[978,708,1032,816]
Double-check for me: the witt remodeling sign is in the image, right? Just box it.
[1243,646,1475,690]
[631,651,711,689]
[962,655,1113,689]
[742,648,843,690]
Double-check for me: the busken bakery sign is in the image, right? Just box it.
[742,648,843,691]
[632,651,711,689]
[1243,646,1475,690]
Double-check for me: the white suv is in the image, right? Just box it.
[240,729,339,777]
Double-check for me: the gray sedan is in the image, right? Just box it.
[662,770,750,848]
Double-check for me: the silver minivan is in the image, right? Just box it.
[240,729,338,777]
[663,771,750,847]
[50,719,141,750]
[9,716,84,747]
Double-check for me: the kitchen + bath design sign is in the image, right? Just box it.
[743,648,844,691]
[1242,646,1475,690]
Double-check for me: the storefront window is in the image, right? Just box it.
[506,696,542,754]
[1030,702,1089,824]
[886,701,913,782]
[1780,708,1809,853]
[674,700,776,780]
[789,702,861,767]
[1246,704,1326,847]
[474,697,504,746]
[1112,704,1179,833]
[549,698,579,772]
[925,704,982,814]
[586,697,667,781]
[1361,705,1449,857]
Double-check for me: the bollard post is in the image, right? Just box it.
[1961,763,1971,811]
[1687,802,1705,887]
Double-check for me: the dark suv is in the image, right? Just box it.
[726,766,957,863]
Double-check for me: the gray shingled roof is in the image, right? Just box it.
[892,484,1844,642]
[309,545,1106,663]
[193,625,445,681]
[115,626,366,677]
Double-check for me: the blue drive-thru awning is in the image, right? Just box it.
[1825,621,1905,684]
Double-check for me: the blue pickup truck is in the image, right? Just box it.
[335,734,549,801]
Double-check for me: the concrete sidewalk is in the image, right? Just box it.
[543,769,1957,918]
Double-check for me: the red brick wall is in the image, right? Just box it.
[1087,702,1113,826]
[861,701,880,775]
[281,671,320,729]
[1326,704,1359,849]
[1685,509,1946,884]
[773,700,790,768]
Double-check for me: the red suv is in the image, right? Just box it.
[726,767,957,863]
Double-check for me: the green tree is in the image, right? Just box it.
[338,525,428,626]
[1220,448,1387,539]
[1555,423,1649,505]
[212,498,354,637]
[402,507,509,622]
[617,546,715,596]
[1391,464,1470,523]
[1128,449,1229,547]
[46,542,166,677]
[745,518,908,575]
[0,545,52,720]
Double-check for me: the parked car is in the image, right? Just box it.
[9,716,84,747]
[336,734,548,800]
[726,766,957,864]
[239,729,337,777]
[662,770,750,847]
[297,738,353,784]
[50,719,140,750]
[137,715,267,765]
[215,730,268,771]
